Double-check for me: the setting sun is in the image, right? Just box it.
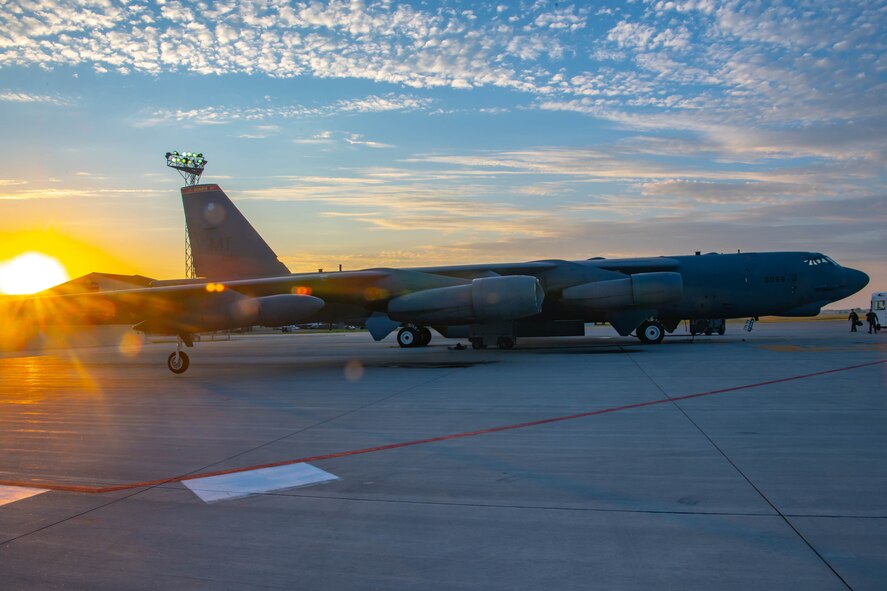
[0,252,70,295]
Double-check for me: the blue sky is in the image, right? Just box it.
[0,0,884,306]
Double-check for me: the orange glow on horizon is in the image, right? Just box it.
[0,230,140,287]
[0,252,69,294]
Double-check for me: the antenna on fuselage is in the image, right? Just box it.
[165,150,208,277]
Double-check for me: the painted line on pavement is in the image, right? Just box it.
[182,462,339,503]
[0,358,883,495]
[0,485,48,506]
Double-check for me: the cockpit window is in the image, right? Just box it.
[804,254,835,266]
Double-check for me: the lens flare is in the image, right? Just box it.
[0,252,70,295]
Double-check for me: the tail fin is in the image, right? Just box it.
[181,184,290,279]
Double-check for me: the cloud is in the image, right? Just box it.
[606,21,690,51]
[4,0,885,158]
[344,134,394,149]
[0,187,162,201]
[0,2,586,92]
[638,179,816,204]
[292,131,393,149]
[237,124,281,139]
[136,94,433,127]
[0,91,72,106]
[235,169,557,241]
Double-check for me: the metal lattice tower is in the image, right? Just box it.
[165,151,207,278]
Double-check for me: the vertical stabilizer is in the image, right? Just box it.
[181,184,290,279]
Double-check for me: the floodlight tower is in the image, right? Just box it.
[165,151,208,278]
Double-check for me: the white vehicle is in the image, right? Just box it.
[872,292,887,326]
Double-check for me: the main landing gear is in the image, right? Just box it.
[167,334,194,374]
[397,325,432,348]
[636,320,665,344]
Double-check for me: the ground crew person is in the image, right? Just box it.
[866,310,880,334]
[849,309,860,332]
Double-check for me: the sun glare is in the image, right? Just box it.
[0,252,70,295]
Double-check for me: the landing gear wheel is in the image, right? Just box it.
[717,326,725,335]
[397,327,420,348]
[167,351,190,374]
[420,327,432,346]
[704,327,712,336]
[470,337,486,350]
[496,337,515,349]
[638,321,665,344]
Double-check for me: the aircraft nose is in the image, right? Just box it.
[841,267,869,296]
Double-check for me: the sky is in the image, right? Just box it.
[0,0,884,307]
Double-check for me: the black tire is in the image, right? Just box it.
[470,338,486,350]
[497,337,515,349]
[638,321,665,344]
[167,351,189,374]
[717,326,725,335]
[704,328,712,336]
[397,327,420,348]
[420,327,432,346]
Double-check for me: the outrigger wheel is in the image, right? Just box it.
[167,351,190,374]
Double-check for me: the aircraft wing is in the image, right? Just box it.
[0,268,473,335]
[2,278,322,335]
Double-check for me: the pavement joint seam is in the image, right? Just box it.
[0,359,883,497]
[0,369,462,548]
[0,487,147,548]
[625,350,857,591]
[166,368,461,484]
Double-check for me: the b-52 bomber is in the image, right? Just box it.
[9,183,869,373]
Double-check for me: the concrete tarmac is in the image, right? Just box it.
[0,321,885,590]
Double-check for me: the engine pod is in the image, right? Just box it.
[232,294,325,327]
[561,272,683,308]
[388,275,544,324]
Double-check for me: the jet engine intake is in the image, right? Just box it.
[388,275,544,324]
[562,272,682,309]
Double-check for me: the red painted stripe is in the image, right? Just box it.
[1,359,884,495]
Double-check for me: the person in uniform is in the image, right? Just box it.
[865,309,880,334]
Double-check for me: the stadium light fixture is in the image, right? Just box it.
[165,150,207,185]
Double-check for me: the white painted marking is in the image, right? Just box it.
[182,463,339,503]
[0,485,47,506]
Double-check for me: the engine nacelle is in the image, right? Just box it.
[388,275,544,324]
[232,294,325,327]
[561,272,683,309]
[133,293,325,335]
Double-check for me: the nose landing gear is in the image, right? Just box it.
[167,334,194,374]
[167,351,190,374]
